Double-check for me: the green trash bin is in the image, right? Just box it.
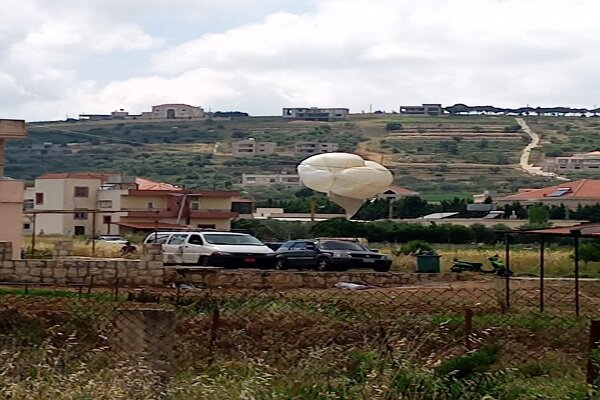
[415,254,441,273]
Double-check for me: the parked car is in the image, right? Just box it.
[274,239,392,272]
[143,231,275,268]
[96,235,128,245]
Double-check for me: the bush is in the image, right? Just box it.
[435,344,499,379]
[394,240,434,255]
[386,122,402,131]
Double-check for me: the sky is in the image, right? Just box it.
[1,0,599,121]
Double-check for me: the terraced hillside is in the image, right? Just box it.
[7,115,560,199]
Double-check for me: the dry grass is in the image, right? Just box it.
[386,247,600,277]
[22,235,140,259]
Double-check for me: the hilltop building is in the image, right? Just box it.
[496,179,600,209]
[0,119,27,259]
[232,139,277,157]
[24,173,246,235]
[399,104,443,116]
[545,151,600,173]
[282,107,349,121]
[79,104,205,121]
[294,142,339,156]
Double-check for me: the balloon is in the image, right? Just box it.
[297,152,393,218]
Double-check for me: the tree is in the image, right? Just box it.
[523,203,552,229]
[578,242,600,265]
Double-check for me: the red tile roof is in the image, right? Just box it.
[383,185,419,195]
[499,179,600,201]
[135,177,180,191]
[516,223,600,237]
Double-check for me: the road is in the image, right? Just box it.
[515,118,569,181]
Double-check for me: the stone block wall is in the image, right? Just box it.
[53,241,74,258]
[0,241,12,263]
[0,243,167,286]
[174,270,472,290]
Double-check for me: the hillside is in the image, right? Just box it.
[6,114,576,199]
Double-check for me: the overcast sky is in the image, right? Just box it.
[1,0,599,121]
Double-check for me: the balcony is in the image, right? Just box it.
[125,209,177,218]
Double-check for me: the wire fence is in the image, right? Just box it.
[0,280,598,384]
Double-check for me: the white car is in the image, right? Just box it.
[143,231,275,268]
[96,235,129,245]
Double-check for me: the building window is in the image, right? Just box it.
[99,200,112,208]
[246,177,256,182]
[35,193,44,205]
[103,216,112,224]
[23,223,31,230]
[74,211,88,220]
[190,202,200,210]
[74,226,86,236]
[24,199,34,209]
[147,202,154,209]
[74,186,89,197]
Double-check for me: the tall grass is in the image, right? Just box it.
[22,235,139,259]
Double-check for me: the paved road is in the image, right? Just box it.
[516,118,569,181]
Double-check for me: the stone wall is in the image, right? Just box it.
[53,241,73,258]
[0,242,471,289]
[173,269,473,290]
[0,241,12,262]
[0,243,166,286]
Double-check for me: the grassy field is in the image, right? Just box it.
[0,286,595,399]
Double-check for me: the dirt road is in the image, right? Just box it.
[516,118,569,181]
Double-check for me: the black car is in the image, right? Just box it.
[274,239,392,272]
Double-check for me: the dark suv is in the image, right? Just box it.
[274,239,392,272]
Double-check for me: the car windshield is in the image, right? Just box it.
[318,241,366,251]
[204,234,264,246]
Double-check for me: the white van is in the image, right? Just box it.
[144,231,275,268]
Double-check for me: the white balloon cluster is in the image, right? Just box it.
[297,152,393,218]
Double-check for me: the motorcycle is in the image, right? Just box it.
[451,254,512,277]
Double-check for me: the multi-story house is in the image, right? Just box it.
[282,107,349,121]
[241,173,302,188]
[294,142,339,156]
[0,119,26,259]
[545,151,600,173]
[232,139,277,157]
[24,173,246,236]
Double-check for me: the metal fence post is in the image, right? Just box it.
[504,233,511,311]
[587,320,600,384]
[465,308,474,350]
[208,303,220,367]
[574,233,580,317]
[539,236,545,313]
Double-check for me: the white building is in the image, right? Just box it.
[146,104,205,119]
[241,173,302,188]
[282,108,349,121]
[294,142,339,156]
[232,139,277,157]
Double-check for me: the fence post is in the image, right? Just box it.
[207,304,220,366]
[587,320,600,385]
[464,308,473,350]
[113,307,176,375]
[504,233,511,311]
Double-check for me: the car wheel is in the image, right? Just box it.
[316,258,331,272]
[274,259,287,271]
[373,265,391,272]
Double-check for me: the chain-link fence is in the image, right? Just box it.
[0,280,598,396]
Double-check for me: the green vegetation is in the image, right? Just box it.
[8,115,600,199]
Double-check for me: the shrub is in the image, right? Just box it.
[394,240,434,255]
[435,344,499,379]
[386,122,402,131]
